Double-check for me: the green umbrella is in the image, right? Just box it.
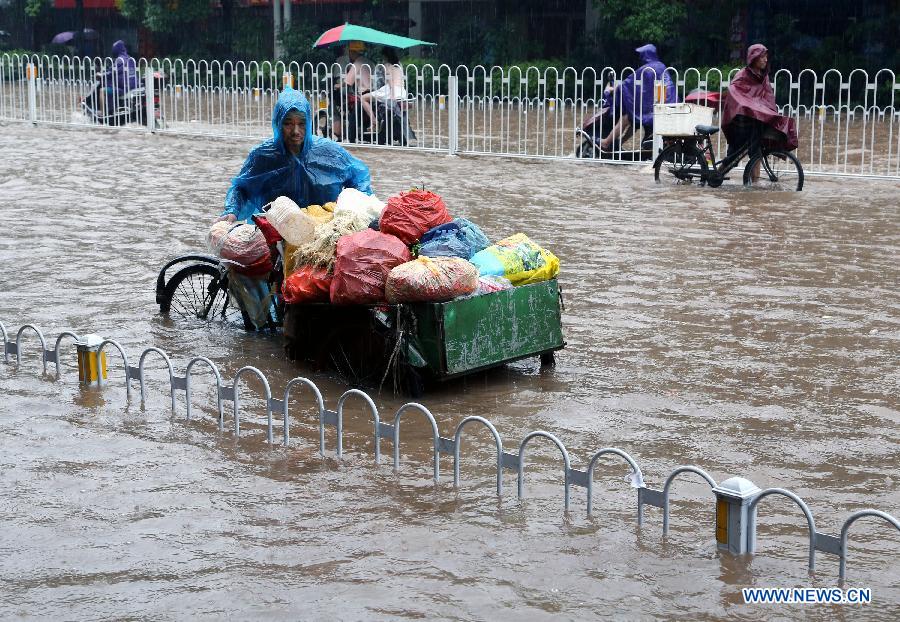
[313,23,435,50]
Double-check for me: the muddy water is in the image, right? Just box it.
[1,122,898,620]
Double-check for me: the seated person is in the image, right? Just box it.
[722,43,798,159]
[331,41,373,140]
[218,87,372,223]
[600,43,675,151]
[360,47,408,133]
[89,40,137,116]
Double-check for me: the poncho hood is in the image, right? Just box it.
[636,43,659,65]
[271,87,314,160]
[746,44,768,71]
[112,40,128,57]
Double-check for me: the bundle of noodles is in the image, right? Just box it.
[290,209,371,269]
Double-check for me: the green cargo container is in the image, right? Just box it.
[408,278,565,379]
[282,279,564,390]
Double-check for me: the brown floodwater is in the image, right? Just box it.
[0,122,898,620]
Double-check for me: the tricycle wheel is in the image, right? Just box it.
[161,263,250,329]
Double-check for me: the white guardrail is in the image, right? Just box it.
[2,318,899,582]
[1,53,898,178]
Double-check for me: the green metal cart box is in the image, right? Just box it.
[409,278,565,379]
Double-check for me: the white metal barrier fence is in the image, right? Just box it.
[2,53,899,178]
[2,318,899,581]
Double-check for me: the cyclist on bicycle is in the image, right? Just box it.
[722,44,798,159]
[217,87,372,224]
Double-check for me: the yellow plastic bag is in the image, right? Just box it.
[302,202,336,225]
[469,233,559,286]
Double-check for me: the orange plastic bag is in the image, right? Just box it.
[281,265,332,304]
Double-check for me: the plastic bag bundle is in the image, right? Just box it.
[330,230,412,305]
[379,189,452,245]
[281,265,332,304]
[206,221,269,268]
[469,233,560,286]
[419,218,491,259]
[290,209,371,270]
[264,196,317,246]
[386,256,479,303]
[475,275,513,294]
[334,187,385,222]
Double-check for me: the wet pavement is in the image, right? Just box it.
[1,122,898,620]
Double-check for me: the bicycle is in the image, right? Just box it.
[653,122,804,191]
[155,228,284,331]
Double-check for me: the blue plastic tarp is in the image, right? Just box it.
[222,88,372,222]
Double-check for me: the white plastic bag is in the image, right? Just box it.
[334,187,385,223]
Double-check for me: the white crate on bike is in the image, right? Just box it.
[654,103,714,136]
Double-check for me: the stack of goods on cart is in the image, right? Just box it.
[273,186,559,306]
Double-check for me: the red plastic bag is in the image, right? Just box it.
[281,265,332,303]
[252,215,283,245]
[330,230,411,305]
[379,189,452,245]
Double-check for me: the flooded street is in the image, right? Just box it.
[1,122,898,620]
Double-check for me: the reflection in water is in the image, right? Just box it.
[0,123,898,618]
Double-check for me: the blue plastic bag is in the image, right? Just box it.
[418,218,490,259]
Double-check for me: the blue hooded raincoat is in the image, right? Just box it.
[106,40,138,93]
[618,44,676,127]
[222,88,372,221]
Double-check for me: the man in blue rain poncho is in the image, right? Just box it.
[218,87,372,223]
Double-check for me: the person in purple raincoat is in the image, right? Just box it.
[102,40,137,112]
[599,43,675,151]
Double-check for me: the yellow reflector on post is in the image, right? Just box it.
[76,334,107,385]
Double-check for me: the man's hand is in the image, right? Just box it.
[215,213,237,224]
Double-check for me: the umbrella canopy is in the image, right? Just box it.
[313,23,434,50]
[51,29,98,45]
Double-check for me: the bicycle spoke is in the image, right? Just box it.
[746,151,802,191]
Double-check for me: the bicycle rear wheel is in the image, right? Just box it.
[653,142,708,185]
[743,150,804,191]
[161,264,249,329]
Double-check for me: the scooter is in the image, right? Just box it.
[575,85,654,161]
[318,78,416,146]
[81,70,165,127]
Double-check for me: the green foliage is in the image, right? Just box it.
[682,64,743,94]
[279,22,333,66]
[118,0,212,34]
[431,13,542,67]
[24,0,49,17]
[593,0,687,44]
[231,15,268,61]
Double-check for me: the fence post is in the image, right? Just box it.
[27,62,37,125]
[712,477,761,555]
[145,69,155,133]
[448,75,458,155]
